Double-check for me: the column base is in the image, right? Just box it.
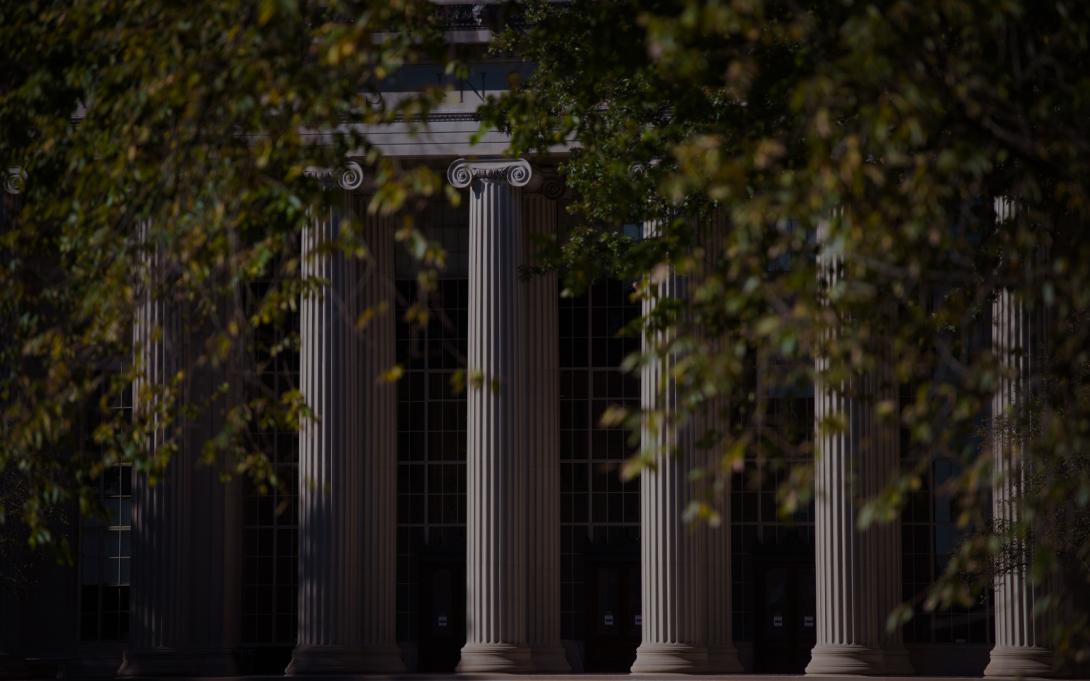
[631,642,708,674]
[118,649,237,677]
[456,642,532,673]
[529,643,571,673]
[285,644,405,675]
[806,643,884,675]
[984,645,1054,678]
[707,645,745,673]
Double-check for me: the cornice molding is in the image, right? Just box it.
[433,2,528,32]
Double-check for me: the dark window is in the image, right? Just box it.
[900,292,994,645]
[731,353,815,644]
[900,451,993,645]
[559,281,641,640]
[241,275,300,650]
[396,201,470,643]
[79,387,133,642]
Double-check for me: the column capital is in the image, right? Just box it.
[457,160,532,673]
[534,171,567,200]
[304,161,370,192]
[447,157,533,189]
[5,167,26,195]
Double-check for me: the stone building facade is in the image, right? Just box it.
[0,45,1054,681]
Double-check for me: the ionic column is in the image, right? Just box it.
[355,196,405,671]
[122,255,192,676]
[702,397,743,673]
[288,183,399,673]
[632,219,708,674]
[806,241,911,676]
[523,185,569,672]
[121,224,240,677]
[985,198,1053,678]
[701,208,744,673]
[449,158,533,673]
[187,320,244,675]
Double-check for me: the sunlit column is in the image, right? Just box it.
[701,207,744,673]
[523,182,570,672]
[449,158,533,672]
[354,196,405,671]
[985,198,1053,679]
[806,232,911,676]
[289,168,403,673]
[631,219,709,674]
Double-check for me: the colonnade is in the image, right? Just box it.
[122,160,1053,677]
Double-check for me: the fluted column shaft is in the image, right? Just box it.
[122,224,240,677]
[807,246,910,676]
[523,191,569,672]
[449,158,533,673]
[288,198,374,674]
[357,200,405,670]
[125,238,190,670]
[703,469,740,671]
[985,199,1053,678]
[632,219,708,674]
[701,208,743,673]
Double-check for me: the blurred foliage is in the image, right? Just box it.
[2,0,1089,667]
[0,0,454,553]
[485,0,1090,665]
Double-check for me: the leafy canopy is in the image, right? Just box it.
[2,0,1089,665]
[485,0,1090,663]
[0,0,453,551]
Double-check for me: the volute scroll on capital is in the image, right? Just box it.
[304,160,370,192]
[5,166,27,195]
[536,172,568,201]
[447,157,534,190]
